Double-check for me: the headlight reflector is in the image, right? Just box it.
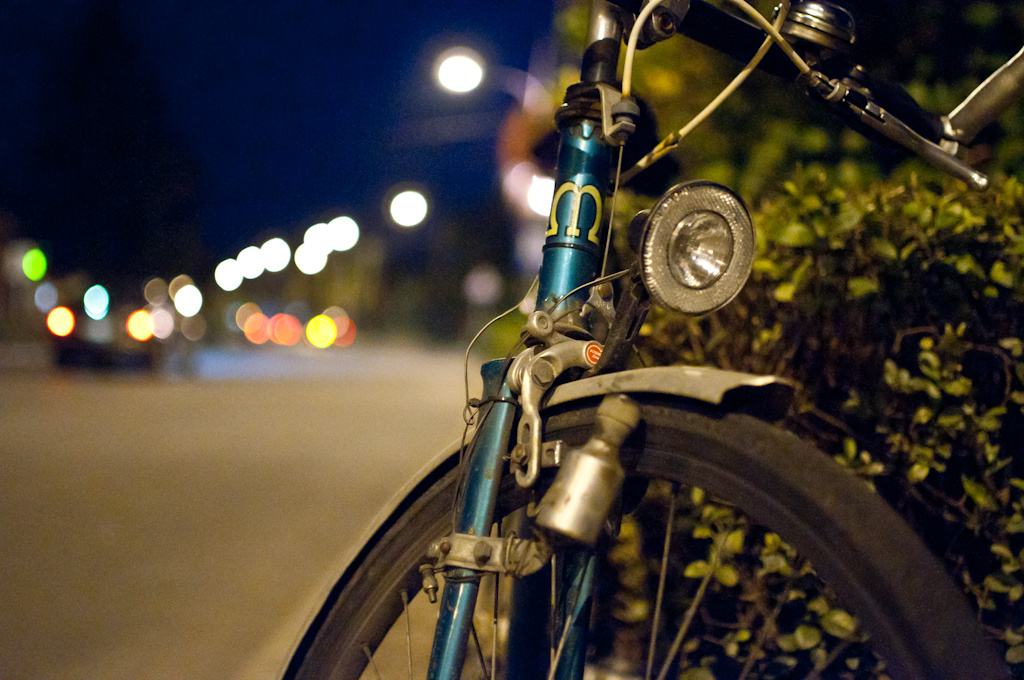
[640,181,754,314]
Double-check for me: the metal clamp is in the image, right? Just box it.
[419,533,553,601]
[508,336,603,488]
[595,83,640,146]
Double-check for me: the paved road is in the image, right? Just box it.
[1,344,478,679]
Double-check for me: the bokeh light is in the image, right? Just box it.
[46,306,74,337]
[126,309,154,341]
[334,316,357,347]
[243,312,270,344]
[235,302,262,331]
[304,222,333,253]
[463,263,502,306]
[174,284,203,317]
[390,189,428,228]
[528,174,556,216]
[83,284,109,320]
[34,282,58,313]
[305,314,337,348]
[22,248,47,282]
[144,278,168,305]
[436,48,484,93]
[328,216,360,251]
[269,313,303,346]
[261,237,291,272]
[181,315,206,341]
[150,307,175,339]
[215,259,244,291]
[294,242,328,275]
[168,274,194,301]
[238,245,265,279]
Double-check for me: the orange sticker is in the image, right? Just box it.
[585,342,603,366]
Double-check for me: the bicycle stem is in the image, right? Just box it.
[536,0,626,316]
[427,4,632,678]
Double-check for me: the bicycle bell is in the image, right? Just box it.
[637,181,754,315]
[780,1,856,55]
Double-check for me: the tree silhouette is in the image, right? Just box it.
[9,0,206,295]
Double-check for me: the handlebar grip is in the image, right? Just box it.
[948,44,1024,144]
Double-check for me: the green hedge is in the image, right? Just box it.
[617,166,1024,674]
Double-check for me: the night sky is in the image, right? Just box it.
[0,0,555,281]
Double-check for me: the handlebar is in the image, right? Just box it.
[948,44,1024,144]
[612,0,1024,190]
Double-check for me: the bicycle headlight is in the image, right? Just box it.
[639,181,754,314]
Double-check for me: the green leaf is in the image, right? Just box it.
[760,553,791,576]
[776,633,798,653]
[679,669,716,680]
[908,462,930,483]
[999,337,1024,357]
[991,261,1014,287]
[984,573,1018,593]
[724,529,744,554]
[775,222,816,247]
[871,237,898,260]
[774,283,796,302]
[715,564,739,587]
[962,475,999,511]
[685,560,711,578]
[821,609,858,639]
[848,277,879,298]
[913,406,934,424]
[1007,644,1024,665]
[943,377,973,396]
[691,487,706,505]
[795,625,822,649]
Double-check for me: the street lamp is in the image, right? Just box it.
[389,189,429,228]
[435,47,484,93]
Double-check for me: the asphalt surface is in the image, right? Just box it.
[0,343,476,679]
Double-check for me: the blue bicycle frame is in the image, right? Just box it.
[426,2,624,678]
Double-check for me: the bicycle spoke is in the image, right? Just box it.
[546,557,592,680]
[362,644,383,680]
[549,554,557,668]
[655,529,727,680]
[471,622,489,679]
[491,574,498,680]
[646,483,678,680]
[401,590,413,680]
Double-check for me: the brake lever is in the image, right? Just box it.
[803,72,989,190]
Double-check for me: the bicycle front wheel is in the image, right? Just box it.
[286,396,1007,680]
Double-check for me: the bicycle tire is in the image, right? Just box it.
[285,396,1007,680]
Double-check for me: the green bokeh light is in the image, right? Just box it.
[22,248,47,282]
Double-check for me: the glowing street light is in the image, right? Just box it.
[46,306,75,337]
[390,189,429,228]
[261,237,291,273]
[174,284,203,317]
[294,242,328,275]
[22,248,47,282]
[34,283,58,313]
[436,48,484,93]
[215,259,244,291]
[237,246,264,279]
[327,216,360,252]
[83,284,110,320]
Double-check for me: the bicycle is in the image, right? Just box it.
[282,1,1021,678]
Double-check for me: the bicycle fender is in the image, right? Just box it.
[545,366,796,421]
